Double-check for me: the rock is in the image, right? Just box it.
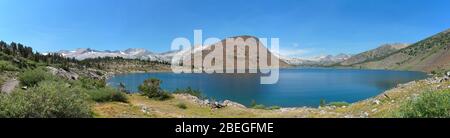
[223,100,246,108]
[47,66,79,80]
[344,115,354,118]
[443,77,449,82]
[446,71,450,77]
[279,108,297,112]
[359,112,369,118]
[176,93,204,105]
[439,77,449,83]
[372,99,381,105]
[203,99,210,105]
[210,101,225,109]
[0,79,19,94]
[138,104,150,114]
[371,108,378,112]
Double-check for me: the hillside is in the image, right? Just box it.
[352,29,450,73]
[339,43,408,66]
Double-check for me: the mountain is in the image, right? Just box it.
[280,53,352,66]
[173,35,290,71]
[339,43,409,66]
[352,29,450,72]
[58,48,175,62]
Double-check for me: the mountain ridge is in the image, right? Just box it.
[349,28,450,72]
[338,43,409,66]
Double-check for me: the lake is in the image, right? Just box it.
[107,68,427,107]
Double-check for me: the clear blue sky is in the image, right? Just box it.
[0,0,449,57]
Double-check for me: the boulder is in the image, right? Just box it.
[223,100,247,108]
[210,101,225,109]
[446,71,450,77]
[372,99,381,105]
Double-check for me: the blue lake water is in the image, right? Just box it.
[107,68,427,107]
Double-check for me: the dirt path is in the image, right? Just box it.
[1,79,19,94]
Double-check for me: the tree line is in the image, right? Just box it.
[0,40,76,65]
[1,40,170,70]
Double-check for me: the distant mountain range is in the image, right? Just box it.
[57,47,352,66]
[279,53,352,66]
[57,48,178,62]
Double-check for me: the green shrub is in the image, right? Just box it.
[328,102,350,107]
[0,80,92,118]
[267,106,281,110]
[319,99,326,107]
[138,78,172,100]
[176,102,187,109]
[398,89,450,118]
[250,100,266,109]
[88,87,128,103]
[173,87,205,99]
[79,77,106,89]
[18,67,54,87]
[252,104,266,109]
[0,60,19,71]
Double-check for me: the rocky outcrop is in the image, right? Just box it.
[175,93,247,109]
[46,66,79,80]
[223,100,246,108]
[47,66,108,80]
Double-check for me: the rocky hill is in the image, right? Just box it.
[339,43,409,66]
[175,36,290,72]
[352,29,450,73]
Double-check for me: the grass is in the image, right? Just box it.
[0,60,19,71]
[327,102,350,107]
[176,102,187,109]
